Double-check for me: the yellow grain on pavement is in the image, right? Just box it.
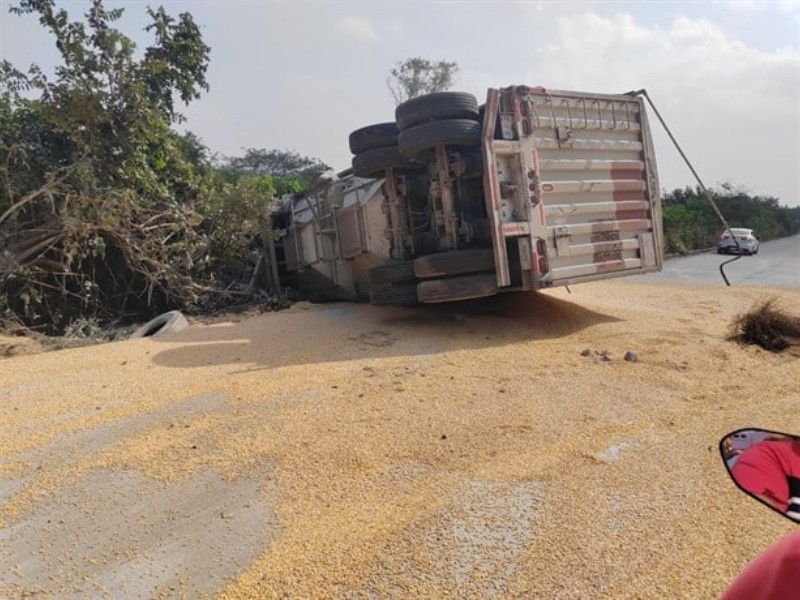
[1,280,798,598]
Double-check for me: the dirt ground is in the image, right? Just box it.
[1,279,799,599]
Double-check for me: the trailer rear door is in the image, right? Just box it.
[482,87,663,289]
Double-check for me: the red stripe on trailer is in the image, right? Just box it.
[590,228,620,243]
[612,190,647,202]
[530,148,540,172]
[618,207,648,218]
[618,219,650,232]
[611,160,647,221]
[596,259,626,273]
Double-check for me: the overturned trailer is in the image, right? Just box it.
[267,85,664,305]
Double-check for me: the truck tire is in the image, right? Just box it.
[395,92,479,131]
[414,248,495,279]
[351,146,420,179]
[348,122,398,155]
[129,310,189,338]
[417,273,498,304]
[369,282,419,306]
[398,119,482,157]
[368,261,416,285]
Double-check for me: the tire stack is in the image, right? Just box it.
[349,122,420,179]
[357,92,498,306]
[395,92,497,303]
[394,92,482,158]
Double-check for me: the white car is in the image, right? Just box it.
[718,228,760,255]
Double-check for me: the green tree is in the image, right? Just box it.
[0,0,224,334]
[661,185,799,254]
[219,148,330,196]
[387,57,459,105]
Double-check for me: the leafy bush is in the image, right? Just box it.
[0,1,327,334]
[661,185,799,254]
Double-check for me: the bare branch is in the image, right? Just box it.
[0,164,78,227]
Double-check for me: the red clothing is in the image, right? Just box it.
[722,529,800,600]
[731,441,800,513]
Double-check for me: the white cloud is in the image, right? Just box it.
[529,13,800,204]
[335,16,379,42]
[723,0,768,11]
[721,0,800,11]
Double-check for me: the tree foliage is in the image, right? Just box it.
[661,185,799,254]
[387,57,459,105]
[218,148,330,196]
[0,1,324,335]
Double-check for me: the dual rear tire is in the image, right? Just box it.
[367,249,497,306]
[395,92,482,157]
[354,92,492,306]
[349,122,422,179]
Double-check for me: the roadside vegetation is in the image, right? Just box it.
[662,185,799,255]
[1,2,797,340]
[0,1,326,336]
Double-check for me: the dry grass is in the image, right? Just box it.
[728,298,800,352]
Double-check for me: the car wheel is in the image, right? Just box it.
[395,91,479,131]
[417,273,498,304]
[398,119,482,157]
[351,146,422,178]
[348,122,398,155]
[414,248,495,279]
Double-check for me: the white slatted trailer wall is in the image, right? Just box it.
[527,91,662,285]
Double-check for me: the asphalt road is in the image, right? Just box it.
[639,234,799,288]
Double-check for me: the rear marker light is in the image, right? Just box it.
[538,257,549,274]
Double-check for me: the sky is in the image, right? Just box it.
[1,0,799,206]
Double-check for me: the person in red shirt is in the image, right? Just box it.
[721,528,800,600]
[730,439,800,521]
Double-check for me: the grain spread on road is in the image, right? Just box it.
[1,280,798,598]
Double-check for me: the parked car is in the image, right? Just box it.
[718,228,760,255]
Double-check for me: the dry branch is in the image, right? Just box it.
[728,299,800,352]
[0,164,78,227]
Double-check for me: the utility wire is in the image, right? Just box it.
[628,89,742,285]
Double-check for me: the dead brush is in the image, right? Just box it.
[728,298,800,353]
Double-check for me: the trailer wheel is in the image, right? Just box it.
[369,282,419,306]
[398,119,482,157]
[417,273,498,304]
[395,92,479,131]
[351,146,421,179]
[414,248,495,279]
[348,122,398,155]
[368,261,416,285]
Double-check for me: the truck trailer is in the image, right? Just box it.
[265,85,663,305]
